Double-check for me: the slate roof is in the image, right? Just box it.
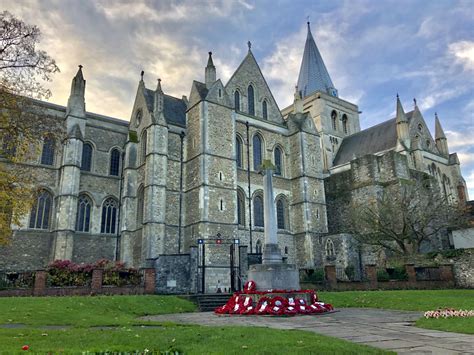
[193,81,209,100]
[144,89,187,126]
[297,23,337,98]
[333,111,414,166]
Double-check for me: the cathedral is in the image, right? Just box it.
[1,23,468,291]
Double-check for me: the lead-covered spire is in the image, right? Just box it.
[296,22,337,98]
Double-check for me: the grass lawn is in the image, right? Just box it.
[319,289,474,334]
[0,295,388,354]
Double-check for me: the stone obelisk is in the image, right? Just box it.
[247,161,300,291]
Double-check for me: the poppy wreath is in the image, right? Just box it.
[243,280,257,292]
[287,297,296,307]
[255,296,271,315]
[284,305,298,316]
[268,296,287,315]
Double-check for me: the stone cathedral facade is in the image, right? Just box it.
[1,24,469,283]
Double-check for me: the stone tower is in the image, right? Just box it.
[53,66,86,260]
[283,22,360,171]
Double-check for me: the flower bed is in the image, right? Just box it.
[215,280,334,316]
[47,259,141,287]
[424,308,474,319]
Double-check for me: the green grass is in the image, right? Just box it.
[0,325,389,354]
[319,289,474,311]
[0,295,389,354]
[0,295,196,327]
[319,289,474,334]
[416,316,474,334]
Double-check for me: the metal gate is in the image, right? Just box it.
[197,234,241,294]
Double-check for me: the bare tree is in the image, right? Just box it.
[0,11,61,244]
[349,176,467,256]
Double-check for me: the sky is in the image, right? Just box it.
[3,0,474,197]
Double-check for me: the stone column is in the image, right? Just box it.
[261,162,282,264]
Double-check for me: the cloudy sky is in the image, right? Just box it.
[3,0,474,196]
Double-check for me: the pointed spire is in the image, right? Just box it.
[154,78,164,114]
[156,78,163,94]
[67,65,86,117]
[205,51,216,88]
[396,94,407,123]
[296,21,337,98]
[395,94,410,149]
[140,70,144,81]
[435,112,446,140]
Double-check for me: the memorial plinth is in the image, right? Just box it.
[247,161,300,291]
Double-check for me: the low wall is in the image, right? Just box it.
[0,268,156,297]
[301,264,457,291]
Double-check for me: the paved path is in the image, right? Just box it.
[143,308,474,354]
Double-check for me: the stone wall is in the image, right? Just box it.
[154,254,193,294]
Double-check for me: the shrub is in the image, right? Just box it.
[344,265,356,281]
[377,269,390,282]
[301,268,325,283]
[392,266,408,280]
[46,259,141,287]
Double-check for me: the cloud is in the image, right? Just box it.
[449,41,474,71]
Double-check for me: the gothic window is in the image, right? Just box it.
[255,239,262,254]
[426,140,431,149]
[136,186,144,225]
[252,134,263,170]
[253,194,264,227]
[234,90,240,111]
[29,190,52,230]
[418,123,423,132]
[276,198,286,229]
[331,110,337,131]
[237,189,245,226]
[100,198,118,234]
[40,136,55,166]
[109,149,121,176]
[236,136,243,168]
[81,143,93,171]
[325,239,335,256]
[75,194,92,232]
[140,130,147,165]
[342,114,348,134]
[284,246,288,254]
[248,85,255,116]
[274,147,282,176]
[262,100,268,119]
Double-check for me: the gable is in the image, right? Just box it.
[408,108,439,154]
[225,50,284,124]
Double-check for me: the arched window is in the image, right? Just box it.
[75,194,92,232]
[236,136,243,168]
[248,85,255,116]
[253,134,263,171]
[29,190,52,229]
[276,199,286,229]
[40,136,55,166]
[325,239,335,256]
[100,198,118,234]
[140,130,147,165]
[81,143,93,171]
[331,110,337,131]
[284,246,288,254]
[342,114,348,134]
[234,90,240,111]
[253,194,264,227]
[274,147,282,176]
[109,149,121,176]
[237,189,245,226]
[255,239,262,254]
[137,186,145,225]
[262,100,268,119]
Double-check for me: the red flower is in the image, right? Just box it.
[22,345,29,351]
[243,280,257,292]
